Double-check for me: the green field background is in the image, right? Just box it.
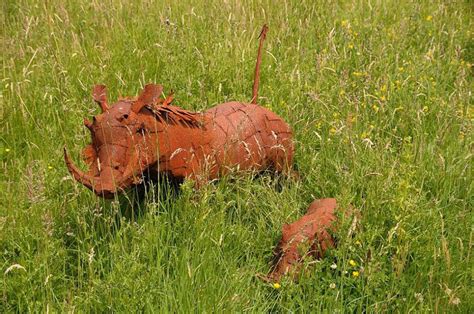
[1,0,472,312]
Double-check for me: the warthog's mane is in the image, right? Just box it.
[147,104,203,128]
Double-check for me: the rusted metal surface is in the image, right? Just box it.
[251,24,268,104]
[266,198,338,282]
[65,25,294,198]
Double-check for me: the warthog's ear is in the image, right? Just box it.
[131,84,163,113]
[92,85,108,112]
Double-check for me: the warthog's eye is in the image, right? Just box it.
[118,114,129,122]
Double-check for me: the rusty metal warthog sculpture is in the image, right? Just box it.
[65,25,294,198]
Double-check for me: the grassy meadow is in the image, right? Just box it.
[1,0,473,312]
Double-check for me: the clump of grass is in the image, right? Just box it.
[1,0,472,312]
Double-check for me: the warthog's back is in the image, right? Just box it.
[202,101,294,176]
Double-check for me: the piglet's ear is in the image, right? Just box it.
[92,85,108,112]
[131,84,163,113]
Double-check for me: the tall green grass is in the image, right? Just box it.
[1,0,472,312]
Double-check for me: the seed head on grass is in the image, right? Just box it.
[4,264,26,275]
[415,292,424,303]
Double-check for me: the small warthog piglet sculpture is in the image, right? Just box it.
[266,198,339,282]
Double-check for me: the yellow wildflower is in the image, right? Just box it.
[329,127,337,135]
[398,66,405,72]
[349,259,357,267]
[425,50,434,60]
[5,148,10,152]
[273,283,281,289]
[423,106,429,112]
[48,166,53,170]
[341,20,349,27]
[426,15,433,21]
[372,104,379,112]
[380,95,386,102]
[348,43,354,49]
[352,271,360,277]
[355,240,362,246]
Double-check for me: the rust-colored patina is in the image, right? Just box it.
[266,198,338,282]
[65,25,294,198]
